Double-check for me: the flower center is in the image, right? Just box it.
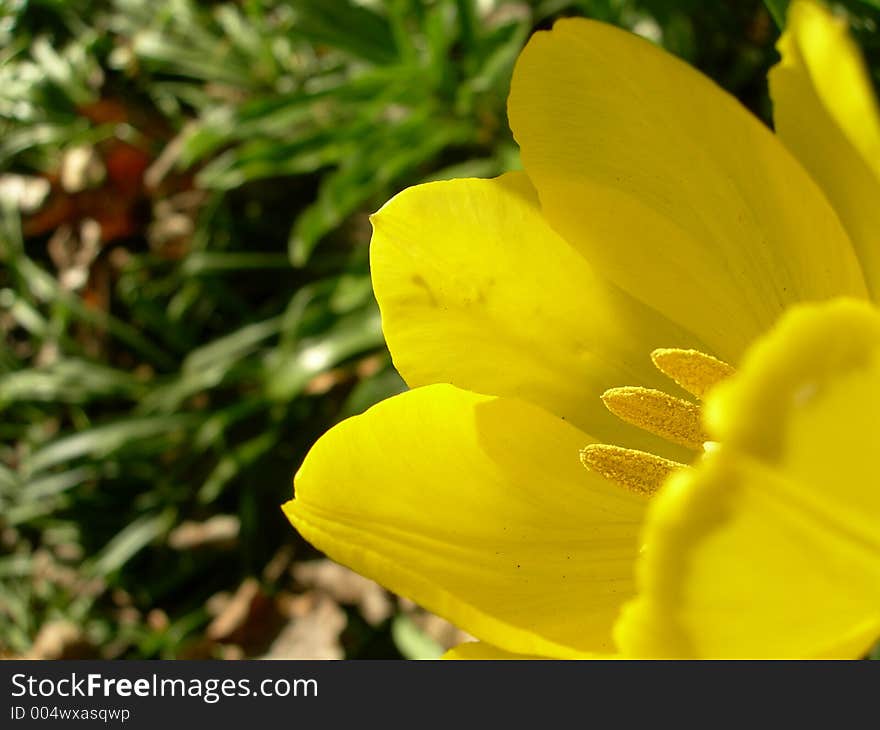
[580,348,735,495]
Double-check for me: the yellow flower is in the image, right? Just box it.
[616,297,880,658]
[283,0,880,658]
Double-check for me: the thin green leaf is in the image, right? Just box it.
[25,415,197,475]
[763,0,789,28]
[391,614,444,660]
[89,509,177,576]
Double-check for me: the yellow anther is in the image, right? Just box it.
[583,347,730,494]
[650,348,735,399]
[601,386,708,450]
[580,444,686,496]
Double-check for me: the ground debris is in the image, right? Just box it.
[167,515,240,550]
[292,559,393,626]
[27,621,93,660]
[262,593,346,660]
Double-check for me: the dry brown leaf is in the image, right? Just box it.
[263,593,346,660]
[292,559,393,626]
[205,578,263,642]
[167,515,240,550]
[27,621,91,660]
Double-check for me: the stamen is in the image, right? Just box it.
[601,386,708,450]
[650,348,735,399]
[580,444,686,495]
[582,347,732,494]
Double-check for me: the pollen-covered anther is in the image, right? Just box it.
[650,348,735,399]
[601,386,708,450]
[580,444,686,496]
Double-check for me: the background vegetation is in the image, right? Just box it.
[2,0,878,659]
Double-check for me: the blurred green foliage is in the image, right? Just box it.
[1,0,878,658]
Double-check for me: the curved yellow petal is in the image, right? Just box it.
[442,642,542,660]
[284,384,646,658]
[443,640,618,660]
[770,0,880,296]
[616,299,880,658]
[371,172,701,460]
[508,18,868,363]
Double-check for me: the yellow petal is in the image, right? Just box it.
[371,172,699,460]
[284,383,644,658]
[442,642,541,660]
[508,19,868,363]
[443,640,618,660]
[616,299,880,658]
[770,0,880,296]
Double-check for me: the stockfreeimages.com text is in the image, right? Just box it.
[11,673,317,705]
